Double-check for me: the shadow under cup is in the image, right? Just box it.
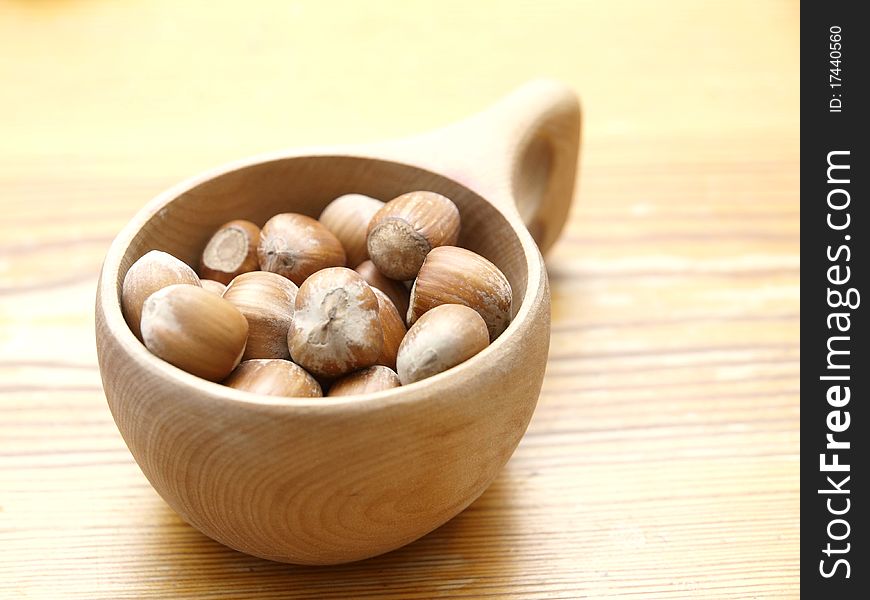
[116,156,529,317]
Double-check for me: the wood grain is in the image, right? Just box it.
[0,0,798,597]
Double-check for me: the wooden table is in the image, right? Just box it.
[0,1,799,597]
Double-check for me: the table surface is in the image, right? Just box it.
[0,1,799,597]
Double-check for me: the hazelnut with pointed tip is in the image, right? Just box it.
[199,220,261,284]
[140,284,248,382]
[258,213,346,285]
[121,250,201,340]
[224,359,322,397]
[396,304,489,385]
[319,194,385,268]
[408,246,512,340]
[288,267,383,377]
[223,271,298,360]
[366,191,460,280]
[328,366,401,396]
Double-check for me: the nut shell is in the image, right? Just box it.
[258,213,346,285]
[354,260,410,318]
[328,365,401,396]
[288,267,383,377]
[319,194,385,268]
[140,284,249,382]
[199,220,261,284]
[409,246,512,340]
[121,250,201,340]
[372,287,406,370]
[224,359,322,397]
[396,304,489,385]
[200,279,227,296]
[366,191,460,280]
[223,271,298,360]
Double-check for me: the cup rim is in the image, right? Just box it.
[97,149,547,410]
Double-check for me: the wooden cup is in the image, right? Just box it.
[95,79,581,564]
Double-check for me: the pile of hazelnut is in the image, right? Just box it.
[121,191,512,397]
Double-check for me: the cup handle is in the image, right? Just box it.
[369,79,581,254]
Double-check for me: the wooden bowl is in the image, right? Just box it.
[95,79,581,565]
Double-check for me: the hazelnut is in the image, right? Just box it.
[140,284,248,382]
[121,250,201,340]
[328,365,401,396]
[372,287,407,370]
[199,219,261,284]
[224,359,322,397]
[319,194,385,268]
[408,246,512,340]
[288,267,383,377]
[257,213,346,285]
[200,279,227,296]
[366,191,460,280]
[396,304,489,385]
[223,271,298,360]
[354,259,410,318]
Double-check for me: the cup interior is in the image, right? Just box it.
[115,156,530,317]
